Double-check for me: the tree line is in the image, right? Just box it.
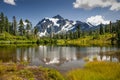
[0,12,120,45]
[0,12,38,39]
[50,20,120,44]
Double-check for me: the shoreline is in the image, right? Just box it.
[0,61,120,80]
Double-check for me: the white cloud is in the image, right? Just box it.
[3,0,16,5]
[86,15,110,26]
[73,0,120,11]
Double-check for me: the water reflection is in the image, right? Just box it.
[0,46,120,70]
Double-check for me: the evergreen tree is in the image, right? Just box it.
[0,14,2,33]
[82,30,86,37]
[13,16,17,35]
[25,19,31,37]
[116,30,120,44]
[25,19,31,30]
[99,24,104,35]
[5,16,9,33]
[105,25,109,33]
[65,32,68,39]
[116,20,120,44]
[34,27,38,37]
[76,24,81,38]
[110,21,112,33]
[116,20,120,33]
[19,19,24,36]
[89,30,93,35]
[69,31,73,39]
[9,22,14,34]
[0,12,5,33]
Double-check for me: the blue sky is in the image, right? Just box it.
[0,0,120,26]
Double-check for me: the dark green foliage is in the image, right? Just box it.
[69,31,73,39]
[13,16,17,35]
[99,24,104,35]
[105,25,110,33]
[0,12,37,42]
[9,23,14,34]
[19,19,24,36]
[34,27,39,38]
[0,12,5,33]
[36,38,57,44]
[5,16,9,33]
[110,21,112,33]
[76,24,81,38]
[116,31,120,44]
[116,20,120,44]
[116,20,120,32]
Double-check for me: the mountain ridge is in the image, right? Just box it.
[35,15,99,37]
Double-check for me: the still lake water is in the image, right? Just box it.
[0,45,120,72]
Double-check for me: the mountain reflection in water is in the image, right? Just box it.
[0,46,120,71]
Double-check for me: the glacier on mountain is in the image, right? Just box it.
[35,15,98,37]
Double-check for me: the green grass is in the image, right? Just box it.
[57,33,114,46]
[0,32,115,47]
[67,61,120,80]
[0,32,37,44]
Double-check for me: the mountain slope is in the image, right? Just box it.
[35,15,97,37]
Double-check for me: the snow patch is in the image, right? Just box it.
[38,30,47,37]
[73,21,76,25]
[43,20,46,23]
[62,21,73,31]
[48,18,59,26]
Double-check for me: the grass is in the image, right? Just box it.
[57,33,113,46]
[0,61,120,80]
[67,61,120,80]
[0,62,65,80]
[0,32,37,44]
[0,32,114,47]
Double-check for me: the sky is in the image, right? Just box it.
[0,0,120,26]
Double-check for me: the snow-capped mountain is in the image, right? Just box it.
[35,15,96,37]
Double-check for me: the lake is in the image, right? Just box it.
[0,45,120,72]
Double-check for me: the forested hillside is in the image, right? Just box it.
[0,12,120,45]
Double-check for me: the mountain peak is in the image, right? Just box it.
[53,15,64,20]
[36,15,98,37]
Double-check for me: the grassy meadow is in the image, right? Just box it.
[67,61,120,80]
[0,61,65,80]
[0,32,116,47]
[57,33,114,46]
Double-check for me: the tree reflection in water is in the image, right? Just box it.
[0,46,120,66]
